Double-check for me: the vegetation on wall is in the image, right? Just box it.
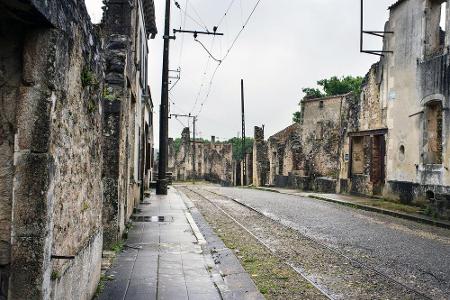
[293,75,363,123]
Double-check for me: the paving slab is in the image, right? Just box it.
[99,186,262,300]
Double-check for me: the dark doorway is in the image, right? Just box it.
[371,135,385,195]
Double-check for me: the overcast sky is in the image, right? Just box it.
[85,0,394,144]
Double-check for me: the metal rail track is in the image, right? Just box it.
[183,186,335,300]
[183,186,433,300]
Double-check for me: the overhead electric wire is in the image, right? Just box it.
[189,36,216,115]
[194,38,222,63]
[217,0,238,27]
[194,0,264,117]
[195,63,221,117]
[188,2,209,31]
[177,0,189,65]
[175,2,208,31]
[220,0,263,62]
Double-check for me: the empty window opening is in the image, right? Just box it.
[426,190,435,201]
[424,101,443,164]
[441,2,447,31]
[425,0,447,55]
[319,101,324,109]
[399,145,406,161]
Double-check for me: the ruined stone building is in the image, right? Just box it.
[253,93,357,193]
[252,0,450,218]
[377,0,450,213]
[101,0,157,250]
[0,0,156,299]
[168,128,234,185]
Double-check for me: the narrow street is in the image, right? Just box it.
[178,184,450,300]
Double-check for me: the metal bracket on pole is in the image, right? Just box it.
[360,0,393,56]
[173,29,224,38]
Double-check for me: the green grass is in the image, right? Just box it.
[111,241,124,254]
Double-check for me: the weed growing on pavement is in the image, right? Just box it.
[111,241,124,253]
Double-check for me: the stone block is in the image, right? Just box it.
[12,152,51,238]
[16,86,52,153]
[9,236,48,300]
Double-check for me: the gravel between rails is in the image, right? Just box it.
[179,186,329,300]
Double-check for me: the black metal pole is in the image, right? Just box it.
[157,0,171,195]
[241,79,247,186]
[360,0,363,53]
[193,117,196,180]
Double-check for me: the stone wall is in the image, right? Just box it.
[253,94,356,194]
[101,34,130,249]
[382,0,450,217]
[0,0,105,298]
[300,95,348,181]
[252,126,269,187]
[169,128,234,185]
[0,0,158,298]
[101,0,157,249]
[0,12,27,300]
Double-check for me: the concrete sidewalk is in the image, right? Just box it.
[252,187,450,229]
[98,187,261,300]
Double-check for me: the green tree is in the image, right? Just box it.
[173,138,182,154]
[292,111,302,123]
[302,87,324,99]
[224,137,254,161]
[317,75,363,97]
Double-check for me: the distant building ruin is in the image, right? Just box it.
[168,128,234,186]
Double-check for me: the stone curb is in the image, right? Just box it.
[177,188,264,300]
[251,187,450,230]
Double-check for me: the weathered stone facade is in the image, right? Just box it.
[254,94,356,193]
[0,1,105,298]
[381,0,450,218]
[169,129,234,185]
[101,0,157,250]
[0,0,157,298]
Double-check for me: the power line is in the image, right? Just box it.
[217,0,237,27]
[189,36,216,115]
[188,2,209,31]
[194,38,222,63]
[220,0,263,62]
[195,62,221,116]
[195,0,264,117]
[175,1,208,31]
[177,0,189,66]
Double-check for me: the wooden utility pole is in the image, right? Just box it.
[241,79,247,186]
